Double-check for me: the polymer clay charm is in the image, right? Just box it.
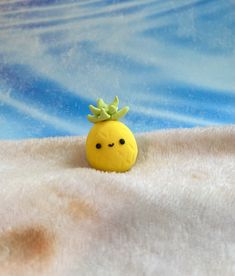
[86,96,138,172]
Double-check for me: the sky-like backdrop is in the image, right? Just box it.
[0,0,235,139]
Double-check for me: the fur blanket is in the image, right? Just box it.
[0,126,234,276]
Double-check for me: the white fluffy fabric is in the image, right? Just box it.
[0,126,234,276]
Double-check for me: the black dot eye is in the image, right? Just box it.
[119,138,125,145]
[96,143,102,149]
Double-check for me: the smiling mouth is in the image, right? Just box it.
[108,143,114,147]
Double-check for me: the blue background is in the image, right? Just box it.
[0,0,234,140]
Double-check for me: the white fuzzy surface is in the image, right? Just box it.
[0,126,235,276]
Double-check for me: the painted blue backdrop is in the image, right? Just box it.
[0,0,234,139]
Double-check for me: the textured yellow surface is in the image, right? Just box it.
[86,121,138,172]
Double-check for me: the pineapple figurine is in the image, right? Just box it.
[86,96,138,172]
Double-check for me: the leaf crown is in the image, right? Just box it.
[87,96,129,123]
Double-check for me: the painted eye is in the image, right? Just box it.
[96,143,102,149]
[119,138,125,145]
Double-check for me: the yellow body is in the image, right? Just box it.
[86,121,138,172]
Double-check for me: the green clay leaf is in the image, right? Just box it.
[98,108,111,121]
[111,106,129,120]
[89,105,101,116]
[87,114,101,123]
[108,104,118,115]
[111,96,119,107]
[97,98,107,109]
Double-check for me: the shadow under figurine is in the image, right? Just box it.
[86,96,138,172]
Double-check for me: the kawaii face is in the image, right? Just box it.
[86,121,138,172]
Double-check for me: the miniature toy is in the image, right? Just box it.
[86,96,138,172]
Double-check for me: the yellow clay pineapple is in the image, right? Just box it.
[86,96,138,172]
